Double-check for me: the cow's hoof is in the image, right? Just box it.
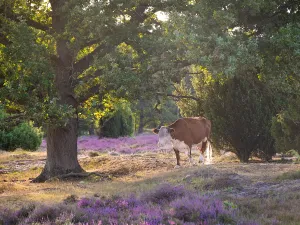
[174,165,181,169]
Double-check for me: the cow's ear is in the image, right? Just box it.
[153,128,159,134]
[169,128,175,133]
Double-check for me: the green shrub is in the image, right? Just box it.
[205,75,277,162]
[0,122,43,151]
[271,98,300,154]
[99,102,134,138]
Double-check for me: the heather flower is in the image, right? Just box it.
[78,198,93,208]
[5,183,261,225]
[94,199,105,208]
[26,205,62,223]
[0,208,18,225]
[115,199,129,208]
[15,204,35,219]
[99,206,118,218]
[42,134,160,154]
[168,220,177,225]
[125,194,141,207]
[169,195,229,223]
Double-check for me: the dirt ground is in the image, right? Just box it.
[1,150,300,224]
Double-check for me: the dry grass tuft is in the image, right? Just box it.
[276,170,300,181]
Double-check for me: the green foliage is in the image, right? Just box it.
[206,75,278,162]
[271,100,300,154]
[133,98,178,133]
[167,0,300,162]
[99,102,134,138]
[0,122,43,151]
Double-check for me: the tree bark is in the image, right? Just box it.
[33,118,84,182]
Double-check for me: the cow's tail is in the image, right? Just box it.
[201,138,213,153]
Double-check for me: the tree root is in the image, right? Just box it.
[52,172,108,180]
[31,172,108,183]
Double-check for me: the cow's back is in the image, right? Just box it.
[169,117,211,146]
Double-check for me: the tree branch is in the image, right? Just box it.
[0,113,26,122]
[0,33,11,45]
[0,6,50,32]
[76,69,104,84]
[74,44,115,75]
[129,4,149,23]
[77,69,104,103]
[157,92,199,101]
[78,84,101,103]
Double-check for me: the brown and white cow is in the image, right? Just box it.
[153,117,212,168]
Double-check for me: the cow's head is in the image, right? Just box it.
[153,126,175,150]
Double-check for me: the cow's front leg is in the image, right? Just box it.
[174,148,181,168]
[188,147,196,166]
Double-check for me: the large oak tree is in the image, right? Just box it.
[0,0,189,182]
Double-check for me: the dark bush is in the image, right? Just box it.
[271,98,300,154]
[0,122,42,151]
[99,103,134,138]
[205,75,278,162]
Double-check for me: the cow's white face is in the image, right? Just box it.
[157,126,173,150]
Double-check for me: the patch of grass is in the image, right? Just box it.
[1,167,43,182]
[235,192,300,225]
[204,176,241,190]
[0,183,17,194]
[81,155,110,170]
[276,170,300,181]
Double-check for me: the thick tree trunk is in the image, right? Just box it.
[33,0,88,182]
[33,118,84,182]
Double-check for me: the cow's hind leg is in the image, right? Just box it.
[207,142,213,164]
[174,148,181,169]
